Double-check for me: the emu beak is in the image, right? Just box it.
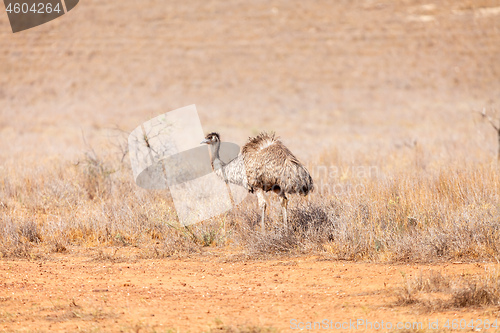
[200,138,210,144]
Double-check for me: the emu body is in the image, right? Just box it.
[201,132,313,231]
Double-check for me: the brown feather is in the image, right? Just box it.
[242,132,313,196]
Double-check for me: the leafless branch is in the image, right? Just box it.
[474,107,500,132]
[474,107,500,162]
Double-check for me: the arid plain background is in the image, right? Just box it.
[2,0,500,332]
[1,0,500,163]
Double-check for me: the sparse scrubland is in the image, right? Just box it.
[397,267,500,310]
[2,0,500,330]
[1,143,499,263]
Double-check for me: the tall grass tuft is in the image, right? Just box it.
[396,268,500,309]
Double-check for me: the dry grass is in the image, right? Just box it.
[208,318,277,333]
[208,325,276,333]
[0,142,499,263]
[452,269,500,307]
[396,268,500,310]
[396,270,452,307]
[231,156,500,262]
[1,0,499,264]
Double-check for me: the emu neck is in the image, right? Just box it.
[208,141,224,171]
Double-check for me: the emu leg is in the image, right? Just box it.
[280,196,288,228]
[256,190,267,232]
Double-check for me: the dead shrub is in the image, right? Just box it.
[452,272,500,307]
[18,220,41,243]
[396,268,500,310]
[77,149,115,200]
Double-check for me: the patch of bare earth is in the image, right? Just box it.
[1,250,499,332]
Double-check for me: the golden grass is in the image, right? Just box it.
[0,143,499,262]
[396,267,500,310]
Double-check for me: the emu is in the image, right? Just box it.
[201,132,313,231]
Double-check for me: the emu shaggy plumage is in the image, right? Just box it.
[242,132,313,196]
[201,132,313,231]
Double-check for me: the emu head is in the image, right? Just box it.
[200,132,220,145]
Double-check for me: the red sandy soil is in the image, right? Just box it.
[1,250,498,332]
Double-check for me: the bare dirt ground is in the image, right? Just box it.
[1,250,499,332]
